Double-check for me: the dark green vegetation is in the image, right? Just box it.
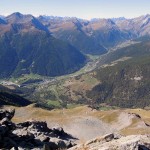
[8,40,149,109]
[0,12,86,78]
[0,31,86,78]
[97,41,150,65]
[1,39,149,109]
[0,85,31,106]
[52,29,107,55]
[1,13,150,79]
[87,41,150,108]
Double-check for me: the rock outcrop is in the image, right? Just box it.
[1,108,150,150]
[69,133,150,150]
[0,109,76,150]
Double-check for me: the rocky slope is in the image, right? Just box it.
[2,105,150,149]
[4,105,150,141]
[0,108,76,149]
[116,14,150,37]
[69,133,150,150]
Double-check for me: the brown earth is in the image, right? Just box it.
[3,105,150,144]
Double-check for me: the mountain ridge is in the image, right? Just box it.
[0,12,87,78]
[2,12,150,52]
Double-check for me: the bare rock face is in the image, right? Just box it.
[69,133,150,150]
[0,109,76,150]
[0,108,15,120]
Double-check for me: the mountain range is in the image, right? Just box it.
[38,14,150,52]
[1,12,150,79]
[1,12,150,150]
[0,12,86,78]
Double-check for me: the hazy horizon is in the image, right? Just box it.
[1,0,150,19]
[1,12,150,21]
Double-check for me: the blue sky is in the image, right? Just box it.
[0,0,150,19]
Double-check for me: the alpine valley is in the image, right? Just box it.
[0,12,150,150]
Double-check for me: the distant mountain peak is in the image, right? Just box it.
[106,19,116,24]
[9,12,23,18]
[6,12,24,23]
[111,17,126,22]
[143,14,150,18]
